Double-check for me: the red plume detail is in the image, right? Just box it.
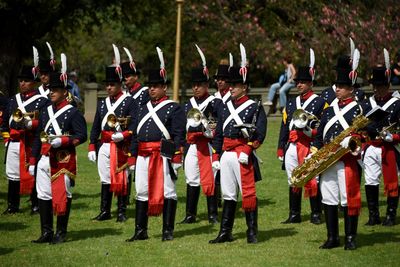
[115,66,123,81]
[160,68,167,81]
[239,66,247,82]
[60,73,68,87]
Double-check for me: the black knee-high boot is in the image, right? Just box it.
[282,187,302,224]
[365,185,381,225]
[180,185,200,224]
[245,201,258,244]
[30,185,39,214]
[3,180,20,214]
[319,204,340,249]
[116,195,128,222]
[209,200,237,244]
[207,194,219,224]
[92,184,112,220]
[51,198,72,244]
[32,199,53,243]
[382,194,398,226]
[126,200,149,242]
[343,207,358,250]
[162,198,177,241]
[310,186,322,224]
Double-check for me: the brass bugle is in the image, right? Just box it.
[379,122,398,139]
[12,108,38,123]
[106,114,130,130]
[40,131,70,143]
[292,109,319,129]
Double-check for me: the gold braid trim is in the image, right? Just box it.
[51,168,76,182]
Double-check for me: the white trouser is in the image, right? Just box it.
[135,155,177,201]
[6,142,21,181]
[220,151,243,202]
[320,161,347,207]
[98,143,111,184]
[36,155,72,200]
[363,145,383,186]
[184,143,216,186]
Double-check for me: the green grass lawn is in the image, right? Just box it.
[0,118,399,266]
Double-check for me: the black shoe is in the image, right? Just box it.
[51,231,66,244]
[3,180,20,215]
[31,205,40,215]
[93,211,111,221]
[2,207,19,215]
[282,188,302,224]
[209,232,234,243]
[32,231,54,243]
[245,206,258,244]
[382,216,396,226]
[116,213,127,222]
[344,235,357,250]
[310,213,322,225]
[319,237,340,249]
[382,196,398,226]
[126,229,148,242]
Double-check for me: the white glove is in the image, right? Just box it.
[384,132,393,142]
[4,142,8,147]
[24,119,33,129]
[28,165,35,176]
[304,153,313,161]
[50,137,62,148]
[111,132,124,142]
[278,156,284,162]
[129,165,136,174]
[340,136,352,149]
[212,161,221,171]
[238,152,249,165]
[88,151,97,162]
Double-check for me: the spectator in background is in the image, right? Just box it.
[263,56,296,111]
[391,51,400,85]
[68,70,81,103]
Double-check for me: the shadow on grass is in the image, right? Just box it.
[235,227,298,243]
[160,225,214,239]
[68,227,123,242]
[0,222,28,231]
[71,202,90,210]
[73,192,99,200]
[0,247,13,256]
[358,231,400,248]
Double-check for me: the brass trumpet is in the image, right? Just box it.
[40,131,70,143]
[107,114,130,131]
[292,109,319,129]
[12,108,38,123]
[379,122,399,139]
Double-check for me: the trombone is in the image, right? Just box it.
[107,114,130,132]
[40,131,70,143]
[12,108,38,123]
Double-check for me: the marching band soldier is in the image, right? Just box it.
[38,42,57,97]
[126,47,186,242]
[361,57,400,226]
[313,51,363,250]
[30,61,87,244]
[213,60,231,207]
[89,62,136,222]
[180,45,221,224]
[121,48,149,106]
[278,53,327,225]
[209,44,267,244]
[2,65,49,215]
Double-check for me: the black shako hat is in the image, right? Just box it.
[294,66,313,82]
[103,66,124,83]
[17,65,39,81]
[213,64,230,79]
[227,66,250,84]
[121,61,141,76]
[335,67,354,86]
[145,69,170,85]
[369,66,390,86]
[48,72,72,89]
[39,58,56,73]
[334,55,352,70]
[191,67,209,83]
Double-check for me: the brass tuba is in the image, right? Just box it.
[12,108,38,123]
[40,131,70,143]
[107,114,130,131]
[292,109,319,129]
[290,115,370,187]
